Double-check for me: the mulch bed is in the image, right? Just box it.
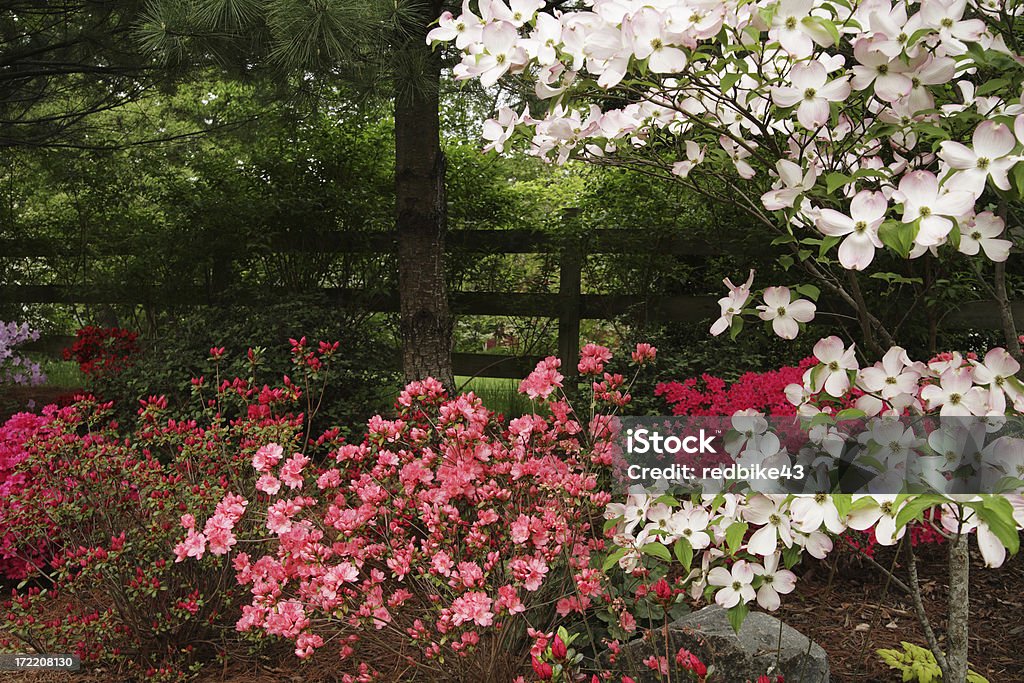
[8,542,1022,682]
[778,540,1024,682]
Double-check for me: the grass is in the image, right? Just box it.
[455,375,535,417]
[33,356,85,389]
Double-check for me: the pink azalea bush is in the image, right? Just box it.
[656,358,820,417]
[177,343,662,681]
[0,344,333,681]
[2,339,702,682]
[0,410,58,579]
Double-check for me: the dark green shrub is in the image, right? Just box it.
[89,295,400,440]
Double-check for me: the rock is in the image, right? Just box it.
[612,606,830,683]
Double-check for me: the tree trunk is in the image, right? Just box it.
[946,532,970,683]
[994,201,1022,364]
[394,0,454,388]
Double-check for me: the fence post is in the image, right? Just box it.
[558,210,583,397]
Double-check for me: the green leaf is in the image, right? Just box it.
[850,496,880,513]
[641,542,672,562]
[818,234,841,259]
[834,408,866,421]
[976,496,1021,555]
[894,494,944,531]
[809,363,827,393]
[602,547,628,571]
[826,172,852,194]
[947,221,961,250]
[976,78,1010,96]
[727,602,749,633]
[778,254,794,270]
[674,537,694,572]
[870,272,923,285]
[726,521,748,554]
[965,41,988,66]
[1012,161,1024,199]
[879,219,918,259]
[795,284,820,301]
[720,71,742,93]
[851,168,891,181]
[783,542,802,569]
[832,494,852,519]
[992,476,1024,494]
[809,411,834,428]
[730,315,744,341]
[802,15,840,46]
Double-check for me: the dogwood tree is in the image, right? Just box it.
[432,1,1024,681]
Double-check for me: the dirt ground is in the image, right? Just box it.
[6,542,1021,682]
[777,540,1024,682]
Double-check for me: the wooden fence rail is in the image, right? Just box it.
[4,229,1018,379]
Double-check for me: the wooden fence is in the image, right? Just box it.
[2,229,1020,379]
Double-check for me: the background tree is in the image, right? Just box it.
[0,0,170,149]
[136,0,457,385]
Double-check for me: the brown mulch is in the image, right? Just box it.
[9,543,1022,683]
[777,540,1024,683]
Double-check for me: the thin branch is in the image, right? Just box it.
[904,539,950,679]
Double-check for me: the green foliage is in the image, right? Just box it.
[1,77,399,316]
[0,1,166,148]
[455,376,534,417]
[876,642,989,683]
[90,295,400,440]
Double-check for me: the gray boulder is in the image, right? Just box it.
[611,606,829,683]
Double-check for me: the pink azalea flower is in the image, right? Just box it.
[252,443,284,473]
[519,357,563,399]
[631,343,657,364]
[497,584,525,615]
[450,591,494,627]
[279,453,309,489]
[173,529,206,563]
[578,343,612,375]
[256,474,282,495]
